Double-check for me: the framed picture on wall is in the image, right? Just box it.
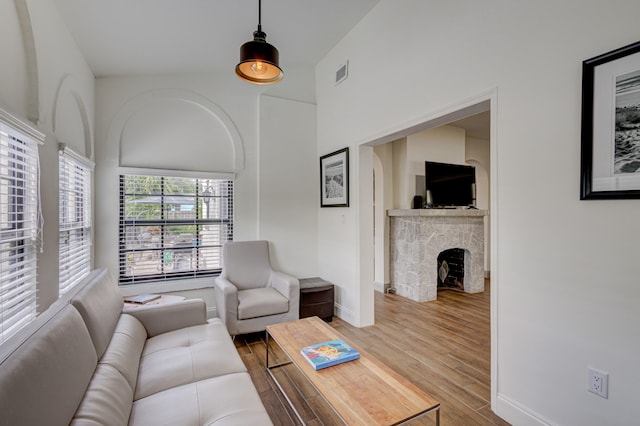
[320,147,349,207]
[581,40,640,199]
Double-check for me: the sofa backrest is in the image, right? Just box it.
[0,304,97,426]
[221,240,273,290]
[71,314,148,425]
[69,268,124,359]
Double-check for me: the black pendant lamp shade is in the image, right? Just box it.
[235,0,283,85]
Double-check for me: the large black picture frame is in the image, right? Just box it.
[581,40,640,199]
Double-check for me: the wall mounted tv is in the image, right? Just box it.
[425,161,476,207]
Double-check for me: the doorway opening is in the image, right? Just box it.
[359,90,497,411]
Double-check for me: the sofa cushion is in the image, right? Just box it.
[0,305,97,426]
[237,287,289,320]
[70,364,134,426]
[100,314,147,391]
[129,372,273,426]
[70,268,124,358]
[135,318,247,400]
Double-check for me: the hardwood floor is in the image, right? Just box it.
[234,280,510,425]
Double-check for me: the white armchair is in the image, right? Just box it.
[214,240,299,335]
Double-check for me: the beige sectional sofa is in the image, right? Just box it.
[0,268,273,425]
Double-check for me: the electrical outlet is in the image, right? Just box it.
[588,368,609,398]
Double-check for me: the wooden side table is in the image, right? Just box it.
[299,277,334,322]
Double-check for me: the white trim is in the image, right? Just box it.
[357,88,493,147]
[117,166,235,180]
[489,91,500,416]
[53,74,93,159]
[59,143,95,170]
[0,107,45,143]
[495,393,552,426]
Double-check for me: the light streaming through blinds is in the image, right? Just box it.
[0,122,39,343]
[59,149,93,295]
[119,174,233,284]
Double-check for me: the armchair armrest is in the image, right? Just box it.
[125,299,207,337]
[213,276,239,334]
[269,271,300,312]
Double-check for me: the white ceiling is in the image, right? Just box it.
[52,0,381,78]
[451,111,490,140]
[52,0,490,139]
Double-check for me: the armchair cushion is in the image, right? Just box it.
[237,288,289,320]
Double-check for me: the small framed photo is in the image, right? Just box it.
[320,147,349,207]
[581,40,640,199]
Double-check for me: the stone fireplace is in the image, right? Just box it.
[388,209,487,302]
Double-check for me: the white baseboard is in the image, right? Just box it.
[333,302,356,325]
[495,393,552,426]
[373,281,389,293]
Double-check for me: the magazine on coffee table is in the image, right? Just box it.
[300,339,360,370]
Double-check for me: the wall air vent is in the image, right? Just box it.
[335,61,348,85]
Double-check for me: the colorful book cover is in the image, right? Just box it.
[300,339,360,370]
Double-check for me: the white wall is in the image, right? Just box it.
[466,136,491,271]
[316,0,640,425]
[465,136,490,210]
[258,96,318,278]
[0,0,95,312]
[406,125,467,208]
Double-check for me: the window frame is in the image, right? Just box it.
[0,109,44,344]
[58,144,93,295]
[118,172,233,285]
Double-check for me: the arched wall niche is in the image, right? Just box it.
[14,0,39,124]
[109,89,244,174]
[53,74,92,159]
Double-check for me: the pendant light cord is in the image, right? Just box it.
[257,0,262,32]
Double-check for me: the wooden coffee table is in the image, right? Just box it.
[266,317,440,425]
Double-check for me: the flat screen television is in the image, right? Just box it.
[425,161,476,207]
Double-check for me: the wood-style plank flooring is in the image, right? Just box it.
[234,280,510,425]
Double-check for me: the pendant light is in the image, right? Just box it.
[235,0,283,85]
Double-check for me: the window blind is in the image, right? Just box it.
[119,174,233,284]
[0,120,40,343]
[59,146,93,295]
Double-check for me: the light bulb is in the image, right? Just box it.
[251,61,267,75]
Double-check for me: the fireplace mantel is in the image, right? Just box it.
[388,208,488,302]
[388,208,488,217]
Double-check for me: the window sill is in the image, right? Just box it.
[118,276,215,296]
